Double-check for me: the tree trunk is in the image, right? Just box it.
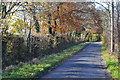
[110,2,115,54]
[117,1,120,63]
[32,5,40,33]
[27,20,32,53]
[118,16,120,63]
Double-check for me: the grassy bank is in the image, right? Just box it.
[3,42,90,79]
[101,43,119,80]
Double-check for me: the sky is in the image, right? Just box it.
[95,3,108,10]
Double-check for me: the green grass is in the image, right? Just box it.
[101,43,119,80]
[2,42,90,78]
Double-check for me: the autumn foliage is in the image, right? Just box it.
[2,2,103,70]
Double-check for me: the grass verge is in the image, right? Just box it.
[2,42,90,79]
[101,43,119,80]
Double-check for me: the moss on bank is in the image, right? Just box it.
[101,43,119,80]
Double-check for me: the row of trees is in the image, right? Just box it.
[96,1,120,66]
[1,2,102,54]
[99,1,120,57]
[1,1,119,69]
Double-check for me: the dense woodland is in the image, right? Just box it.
[1,1,120,78]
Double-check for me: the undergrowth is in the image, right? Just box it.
[2,42,89,78]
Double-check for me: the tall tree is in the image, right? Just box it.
[111,2,115,53]
[116,1,120,62]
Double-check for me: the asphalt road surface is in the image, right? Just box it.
[41,42,111,79]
